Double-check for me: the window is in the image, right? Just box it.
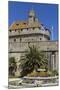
[41,24,44,26]
[9,30,11,32]
[33,27,35,30]
[14,38,16,42]
[28,42,30,44]
[23,22,26,25]
[16,23,19,26]
[40,38,42,40]
[48,37,50,40]
[29,16,32,18]
[20,38,22,42]
[44,27,48,30]
[28,42,30,47]
[27,28,28,30]
[45,28,48,30]
[52,51,55,55]
[15,29,16,32]
[39,27,41,30]
[21,29,23,31]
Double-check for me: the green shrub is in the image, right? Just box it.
[47,70,52,76]
[27,71,48,77]
[47,70,58,76]
[52,70,58,76]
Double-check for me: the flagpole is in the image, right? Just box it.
[51,26,53,40]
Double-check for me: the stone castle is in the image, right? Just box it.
[9,9,58,76]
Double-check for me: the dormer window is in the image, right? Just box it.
[41,24,44,26]
[44,27,48,30]
[23,22,26,25]
[16,23,19,26]
[45,28,48,31]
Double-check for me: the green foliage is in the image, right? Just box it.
[9,57,16,66]
[27,71,48,77]
[47,70,53,76]
[52,70,58,76]
[20,46,48,77]
[9,57,17,76]
[47,70,58,76]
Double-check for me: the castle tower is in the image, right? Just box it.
[28,9,35,24]
[9,9,58,77]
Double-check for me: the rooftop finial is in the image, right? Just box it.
[29,8,35,17]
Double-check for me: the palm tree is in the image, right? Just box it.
[20,46,48,77]
[9,57,17,76]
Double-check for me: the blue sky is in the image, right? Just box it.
[8,1,58,40]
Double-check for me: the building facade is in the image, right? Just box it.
[9,9,58,76]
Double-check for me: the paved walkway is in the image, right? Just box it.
[8,76,59,88]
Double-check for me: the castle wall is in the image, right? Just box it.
[9,40,58,76]
[8,9,58,77]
